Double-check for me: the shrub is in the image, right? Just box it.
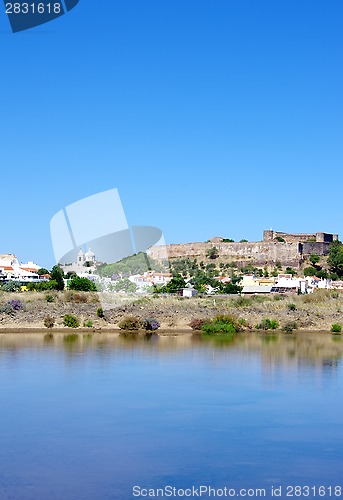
[201,314,240,335]
[63,314,80,328]
[2,281,21,292]
[45,294,55,303]
[44,316,55,329]
[233,296,252,307]
[83,320,93,328]
[256,319,279,330]
[331,323,342,333]
[118,316,141,330]
[10,299,23,311]
[282,321,298,333]
[202,322,236,335]
[96,307,104,318]
[142,318,160,331]
[213,314,240,330]
[0,302,15,315]
[287,303,297,311]
[189,318,208,330]
[0,299,23,315]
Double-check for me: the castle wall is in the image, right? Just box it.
[300,242,331,256]
[263,230,338,244]
[148,241,302,268]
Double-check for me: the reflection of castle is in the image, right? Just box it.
[61,248,96,276]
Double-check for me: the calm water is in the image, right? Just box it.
[0,332,343,500]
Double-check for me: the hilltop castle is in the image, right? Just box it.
[147,230,338,268]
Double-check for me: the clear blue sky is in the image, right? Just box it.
[1,0,342,268]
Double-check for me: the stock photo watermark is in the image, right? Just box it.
[50,188,169,311]
[132,484,343,498]
[3,0,80,32]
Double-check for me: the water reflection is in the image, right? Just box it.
[0,331,342,370]
[0,331,342,499]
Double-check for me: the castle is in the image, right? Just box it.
[147,230,339,268]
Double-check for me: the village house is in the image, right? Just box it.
[128,271,172,290]
[0,254,42,282]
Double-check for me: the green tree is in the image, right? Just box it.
[68,276,97,292]
[220,282,242,294]
[285,267,297,276]
[206,246,219,259]
[50,265,65,290]
[111,278,137,293]
[303,266,317,277]
[161,274,186,293]
[328,241,343,277]
[309,254,320,267]
[37,268,49,275]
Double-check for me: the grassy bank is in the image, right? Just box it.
[0,290,342,332]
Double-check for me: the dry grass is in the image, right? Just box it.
[0,290,342,331]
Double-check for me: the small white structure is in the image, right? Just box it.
[182,288,198,298]
[129,272,172,289]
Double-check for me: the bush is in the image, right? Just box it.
[118,316,141,330]
[65,291,88,303]
[44,316,55,329]
[0,299,23,315]
[331,323,342,333]
[256,319,279,330]
[282,321,298,333]
[202,322,236,335]
[45,294,55,303]
[96,307,104,318]
[201,314,240,335]
[63,314,80,328]
[233,296,252,307]
[213,314,240,329]
[142,318,160,331]
[83,320,93,328]
[2,281,21,292]
[0,303,15,315]
[189,318,208,330]
[287,303,297,311]
[10,299,23,311]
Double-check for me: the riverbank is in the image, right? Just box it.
[0,290,342,333]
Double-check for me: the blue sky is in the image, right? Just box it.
[1,0,342,267]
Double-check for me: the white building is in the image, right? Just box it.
[61,248,97,275]
[0,254,41,281]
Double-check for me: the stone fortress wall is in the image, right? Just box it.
[263,230,338,244]
[147,230,339,268]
